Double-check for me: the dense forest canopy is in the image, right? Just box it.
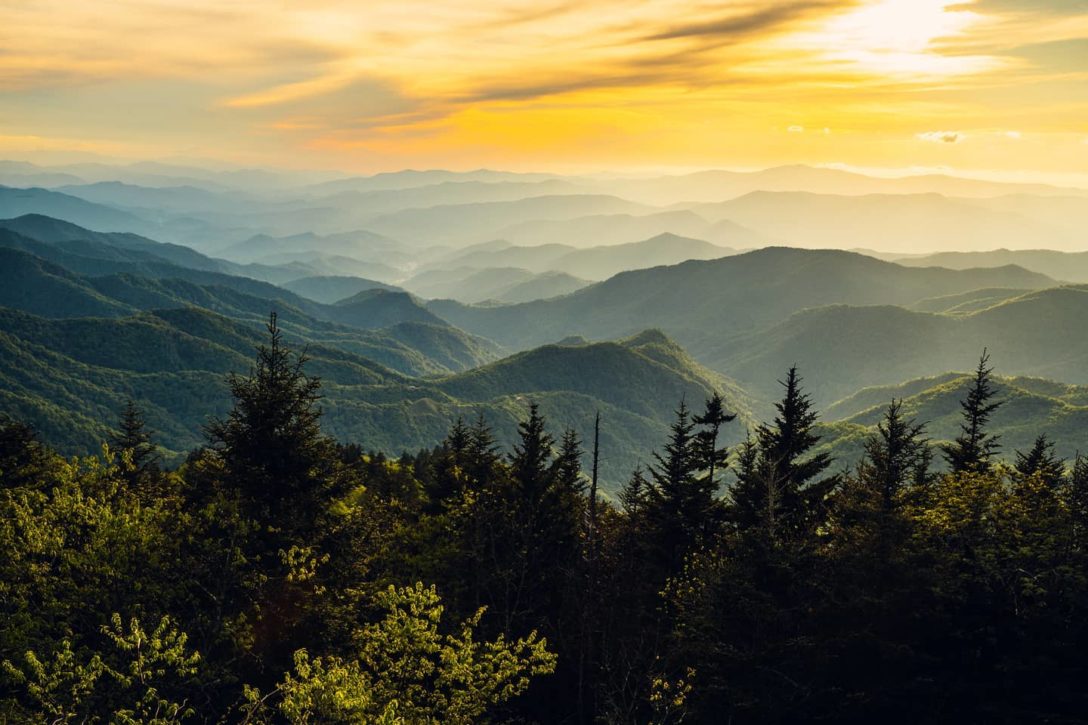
[3,315,1088,722]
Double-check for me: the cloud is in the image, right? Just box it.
[644,2,846,42]
[917,131,965,144]
[788,125,806,132]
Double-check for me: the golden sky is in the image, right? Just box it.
[1,0,1086,180]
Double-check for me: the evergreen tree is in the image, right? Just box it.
[1014,434,1065,489]
[466,412,501,489]
[1067,453,1088,549]
[0,415,50,490]
[205,312,335,536]
[427,416,471,508]
[815,402,933,723]
[855,400,930,514]
[552,427,587,500]
[111,400,161,499]
[943,350,1003,474]
[510,402,555,502]
[694,392,735,490]
[832,400,929,567]
[730,367,835,544]
[619,466,650,519]
[646,400,722,570]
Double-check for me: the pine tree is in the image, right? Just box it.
[111,400,161,498]
[1014,434,1065,489]
[205,312,333,534]
[730,367,835,544]
[646,400,722,571]
[552,428,586,499]
[943,350,1003,474]
[484,402,581,636]
[1069,453,1088,550]
[510,402,555,502]
[757,367,833,492]
[855,400,930,514]
[694,393,736,490]
[619,466,650,518]
[428,417,471,507]
[0,415,50,490]
[466,412,501,489]
[833,400,929,567]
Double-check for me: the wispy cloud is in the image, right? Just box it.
[645,1,848,41]
[917,130,965,143]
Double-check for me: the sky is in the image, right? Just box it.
[1,0,1086,180]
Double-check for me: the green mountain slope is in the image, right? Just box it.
[0,251,495,378]
[427,247,1054,354]
[712,286,1088,406]
[815,373,1088,469]
[0,218,504,376]
[0,247,133,318]
[326,289,449,329]
[0,310,747,489]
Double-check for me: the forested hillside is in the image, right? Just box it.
[428,247,1053,350]
[4,322,1088,722]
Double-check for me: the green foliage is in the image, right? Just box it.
[3,614,200,724]
[274,584,556,724]
[205,312,334,535]
[943,350,1003,474]
[729,367,836,545]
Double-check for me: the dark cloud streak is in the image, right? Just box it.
[644,1,848,42]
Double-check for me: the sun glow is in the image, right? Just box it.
[793,0,1003,78]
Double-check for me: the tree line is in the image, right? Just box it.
[2,317,1088,723]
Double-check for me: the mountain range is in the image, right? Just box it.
[2,157,1087,490]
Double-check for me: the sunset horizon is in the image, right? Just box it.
[3,0,1086,182]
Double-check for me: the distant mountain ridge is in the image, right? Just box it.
[897,249,1088,283]
[427,247,1055,353]
[712,285,1088,406]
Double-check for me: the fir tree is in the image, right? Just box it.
[0,415,50,490]
[111,400,161,498]
[552,427,586,499]
[730,368,835,544]
[466,412,501,489]
[855,400,930,514]
[428,416,471,507]
[694,392,736,490]
[942,350,1003,474]
[205,312,333,534]
[1014,434,1065,489]
[757,367,833,492]
[510,401,555,501]
[1069,453,1088,550]
[646,400,721,570]
[833,400,929,568]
